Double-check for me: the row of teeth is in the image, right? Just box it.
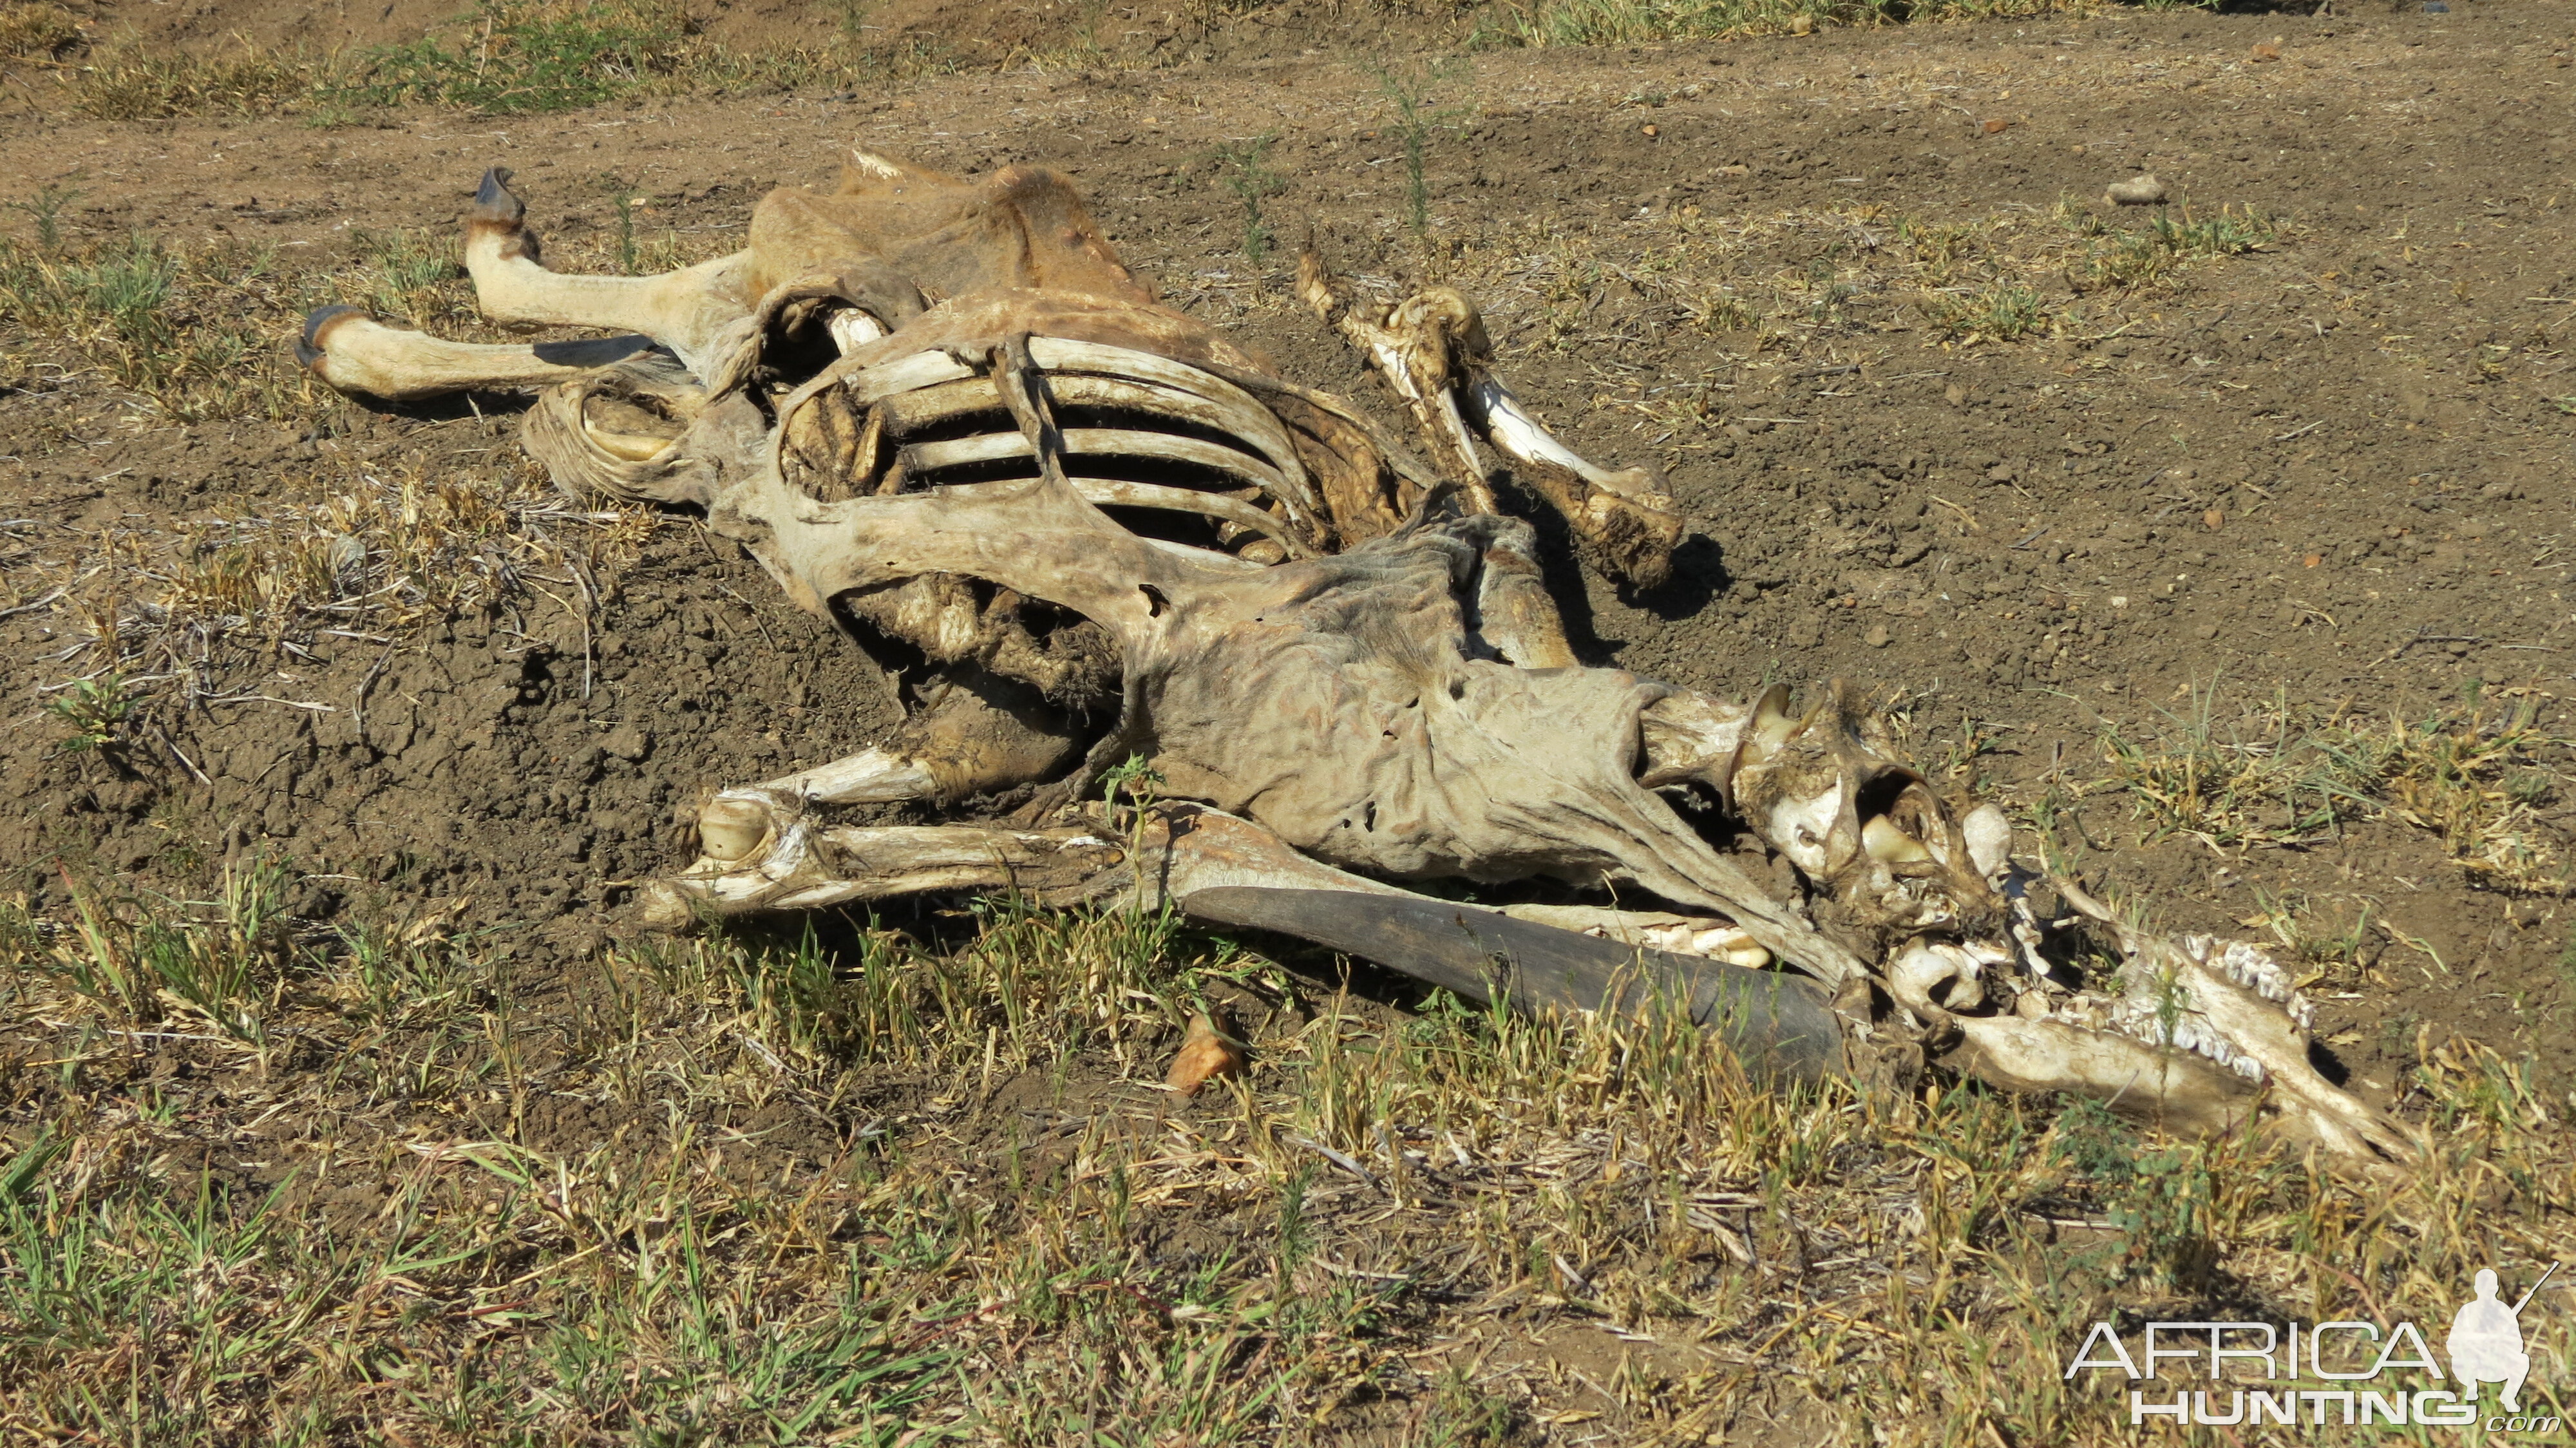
[2105,996,2268,1081]
[2188,935,2314,1027]
[2095,938,2308,1082]
[1990,870,2309,1081]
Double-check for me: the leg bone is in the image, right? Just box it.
[463,167,755,377]
[297,306,658,402]
[690,667,1084,869]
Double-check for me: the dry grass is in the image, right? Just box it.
[0,1,80,60]
[0,217,364,423]
[61,0,958,122]
[0,204,738,748]
[1279,193,2289,462]
[2094,685,2573,894]
[1451,196,2279,357]
[1493,0,2098,48]
[10,459,655,767]
[2,862,2570,1443]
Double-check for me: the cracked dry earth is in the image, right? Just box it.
[2,0,2574,1384]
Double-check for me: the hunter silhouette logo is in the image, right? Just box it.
[2065,1262,2562,1432]
[2452,1264,2554,1414]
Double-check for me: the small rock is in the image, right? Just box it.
[2105,174,2168,207]
[603,724,650,762]
[1984,463,2016,484]
[1982,118,2011,135]
[1863,624,1891,648]
[2203,508,2226,531]
[1944,383,1969,406]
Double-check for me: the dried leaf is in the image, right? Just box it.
[1165,1009,1245,1096]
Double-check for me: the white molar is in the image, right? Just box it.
[1862,814,1931,865]
[826,308,889,354]
[2192,935,2312,1025]
[1636,921,1771,969]
[2109,991,2265,1081]
[1495,905,1773,969]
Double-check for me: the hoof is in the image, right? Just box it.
[296,304,366,371]
[470,166,524,225]
[468,167,541,262]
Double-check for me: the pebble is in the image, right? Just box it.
[1864,624,1892,648]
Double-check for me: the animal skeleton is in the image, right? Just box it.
[296,151,2411,1168]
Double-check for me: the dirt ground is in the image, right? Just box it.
[5,0,2576,1440]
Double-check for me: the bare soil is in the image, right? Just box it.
[3,0,2575,1434]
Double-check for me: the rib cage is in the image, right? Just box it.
[779,335,1332,567]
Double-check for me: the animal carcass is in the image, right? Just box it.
[296,151,2410,1168]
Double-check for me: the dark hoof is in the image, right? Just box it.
[296,304,366,370]
[471,166,525,225]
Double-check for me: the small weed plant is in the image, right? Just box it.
[1374,59,1463,246]
[43,674,132,755]
[1207,135,1289,265]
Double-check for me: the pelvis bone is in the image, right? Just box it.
[295,149,2411,1170]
